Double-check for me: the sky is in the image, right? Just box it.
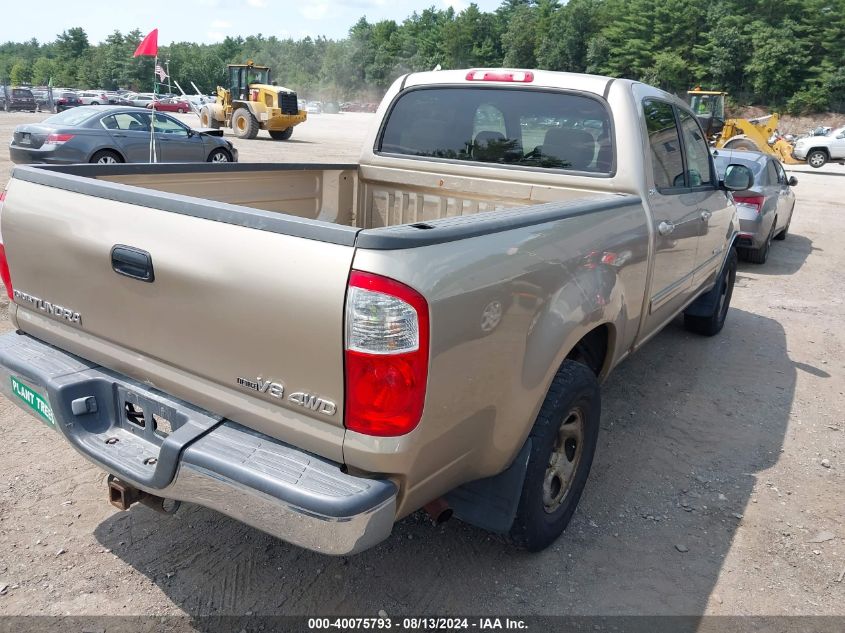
[11,0,506,45]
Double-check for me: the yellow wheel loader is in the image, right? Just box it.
[200,61,306,140]
[687,87,802,165]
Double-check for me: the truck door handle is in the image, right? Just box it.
[111,245,155,282]
[657,221,675,236]
[700,210,712,222]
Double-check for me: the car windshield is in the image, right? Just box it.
[44,108,99,126]
[379,87,613,173]
[712,154,764,180]
[12,89,33,98]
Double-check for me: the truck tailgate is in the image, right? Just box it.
[2,177,356,461]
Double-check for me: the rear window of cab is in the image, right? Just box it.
[378,87,613,174]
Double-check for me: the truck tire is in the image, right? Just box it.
[806,149,827,168]
[232,108,259,139]
[509,360,600,552]
[269,127,294,140]
[200,107,220,129]
[683,247,737,336]
[723,136,759,152]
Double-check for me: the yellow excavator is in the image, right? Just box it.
[687,87,802,164]
[200,61,306,140]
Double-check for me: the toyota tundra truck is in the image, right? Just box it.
[0,69,754,554]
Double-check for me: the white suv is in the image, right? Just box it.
[77,91,109,106]
[793,126,845,168]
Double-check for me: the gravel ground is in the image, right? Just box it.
[0,110,843,619]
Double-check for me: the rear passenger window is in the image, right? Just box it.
[644,100,684,190]
[766,161,779,185]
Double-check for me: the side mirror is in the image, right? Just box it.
[788,175,798,187]
[721,164,753,191]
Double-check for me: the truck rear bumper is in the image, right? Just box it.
[0,331,396,555]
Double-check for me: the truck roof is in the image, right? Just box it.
[402,68,630,97]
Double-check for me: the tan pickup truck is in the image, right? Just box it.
[0,69,754,554]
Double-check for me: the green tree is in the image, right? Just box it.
[10,60,32,85]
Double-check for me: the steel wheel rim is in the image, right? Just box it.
[97,155,117,164]
[236,116,245,132]
[211,152,229,162]
[543,407,585,513]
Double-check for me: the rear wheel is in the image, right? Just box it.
[232,108,259,139]
[723,137,759,152]
[745,222,775,264]
[807,149,827,168]
[269,127,294,140]
[509,360,600,552]
[177,107,185,114]
[90,150,122,165]
[683,248,737,336]
[207,148,232,163]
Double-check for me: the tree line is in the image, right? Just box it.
[1,0,843,113]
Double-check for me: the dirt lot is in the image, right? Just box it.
[0,110,843,620]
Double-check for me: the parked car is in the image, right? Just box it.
[30,89,50,111]
[9,105,237,165]
[305,101,322,114]
[146,97,191,113]
[77,91,110,106]
[127,94,157,108]
[3,87,37,112]
[53,91,82,112]
[792,125,845,168]
[713,149,797,264]
[0,69,752,555]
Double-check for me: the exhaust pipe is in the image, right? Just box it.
[107,476,180,514]
[423,497,453,525]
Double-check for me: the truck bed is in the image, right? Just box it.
[12,161,613,234]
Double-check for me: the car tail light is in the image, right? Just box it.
[465,70,534,83]
[733,195,765,214]
[0,191,13,300]
[44,133,75,145]
[344,271,429,437]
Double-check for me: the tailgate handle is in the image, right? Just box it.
[111,245,154,282]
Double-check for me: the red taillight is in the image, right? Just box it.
[45,133,75,145]
[0,191,13,300]
[344,271,429,437]
[466,70,534,83]
[733,195,764,214]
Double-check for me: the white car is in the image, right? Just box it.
[77,91,110,106]
[792,126,845,168]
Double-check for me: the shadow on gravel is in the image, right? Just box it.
[739,233,814,276]
[94,309,793,620]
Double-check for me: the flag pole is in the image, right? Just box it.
[150,55,157,163]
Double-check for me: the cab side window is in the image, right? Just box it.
[644,99,684,190]
[678,110,714,187]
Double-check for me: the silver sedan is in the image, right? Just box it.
[713,149,796,264]
[9,106,238,165]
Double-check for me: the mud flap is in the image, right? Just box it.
[445,439,531,533]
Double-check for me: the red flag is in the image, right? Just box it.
[133,29,158,57]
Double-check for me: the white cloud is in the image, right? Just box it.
[210,19,231,29]
[207,31,226,41]
[246,0,268,7]
[300,3,329,20]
